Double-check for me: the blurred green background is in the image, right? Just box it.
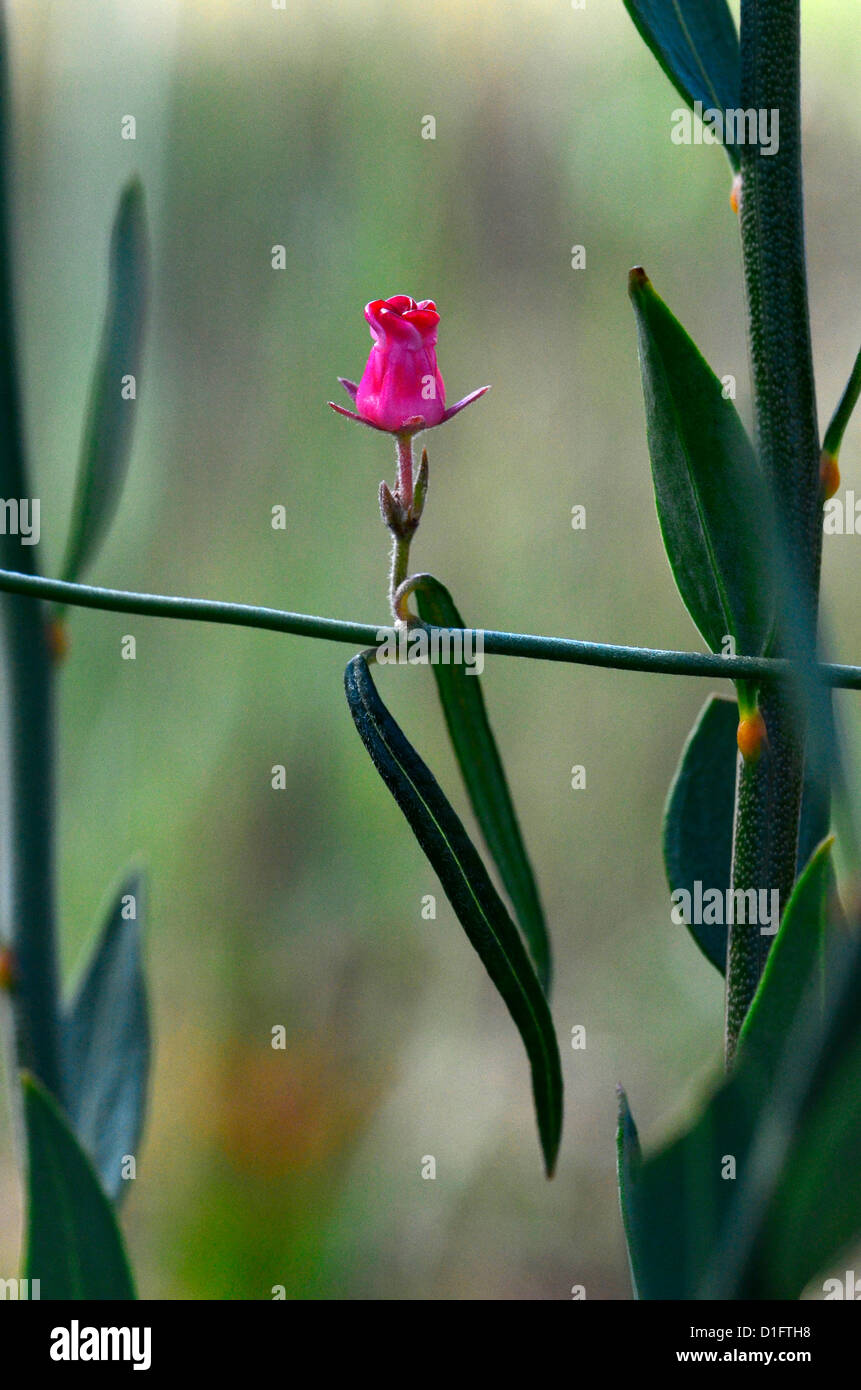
[1,0,860,1299]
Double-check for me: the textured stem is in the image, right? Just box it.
[3,566,861,686]
[0,5,61,1097]
[726,0,822,1062]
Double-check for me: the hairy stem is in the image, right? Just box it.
[726,0,822,1062]
[389,532,412,622]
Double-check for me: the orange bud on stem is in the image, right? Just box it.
[0,947,17,993]
[46,617,70,664]
[730,172,742,215]
[737,708,767,763]
[820,450,840,501]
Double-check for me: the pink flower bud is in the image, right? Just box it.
[356,297,445,432]
[329,295,489,435]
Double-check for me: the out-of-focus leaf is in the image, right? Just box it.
[738,839,834,1083]
[60,874,150,1201]
[619,909,861,1299]
[412,573,551,991]
[345,653,563,1176]
[61,178,149,586]
[664,694,828,975]
[755,1021,861,1298]
[629,268,774,657]
[615,1085,643,1299]
[22,1073,136,1300]
[619,1064,759,1299]
[822,341,861,461]
[623,0,741,169]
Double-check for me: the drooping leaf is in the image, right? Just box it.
[664,694,828,976]
[61,874,150,1201]
[60,178,149,587]
[412,573,551,992]
[630,268,774,657]
[345,653,563,1176]
[22,1073,136,1300]
[623,0,741,169]
[737,838,834,1083]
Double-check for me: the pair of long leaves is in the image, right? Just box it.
[21,876,149,1298]
[345,651,562,1176]
[664,694,825,973]
[623,0,741,171]
[618,840,861,1298]
[413,575,551,991]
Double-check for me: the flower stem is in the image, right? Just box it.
[395,432,414,512]
[726,0,822,1063]
[387,433,417,620]
[389,531,412,621]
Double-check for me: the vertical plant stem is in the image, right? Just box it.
[726,0,822,1062]
[388,433,415,619]
[0,5,61,1098]
[389,531,412,620]
[395,432,414,512]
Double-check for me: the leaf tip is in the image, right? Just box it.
[628,265,650,297]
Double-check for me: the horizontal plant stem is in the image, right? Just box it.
[3,567,861,688]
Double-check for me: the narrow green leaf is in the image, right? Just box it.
[723,930,861,1298]
[61,873,150,1201]
[630,268,774,657]
[60,178,149,587]
[619,919,861,1299]
[623,0,741,170]
[22,1073,136,1299]
[737,839,834,1082]
[345,653,563,1176]
[615,1085,643,1299]
[619,1068,759,1299]
[412,573,551,992]
[664,695,828,976]
[664,694,737,972]
[822,340,861,462]
[756,1025,861,1299]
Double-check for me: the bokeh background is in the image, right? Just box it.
[1,0,860,1299]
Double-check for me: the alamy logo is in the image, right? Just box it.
[376,624,484,675]
[0,497,40,545]
[671,881,780,936]
[0,1277,40,1299]
[50,1320,151,1371]
[671,102,780,157]
[823,1271,861,1300]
